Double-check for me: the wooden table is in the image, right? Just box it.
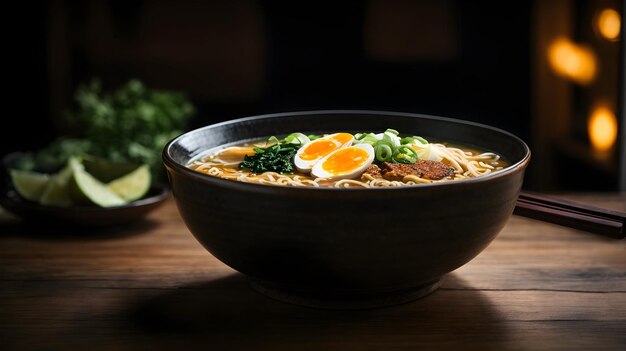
[1,193,625,350]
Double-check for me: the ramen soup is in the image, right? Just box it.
[188,129,508,188]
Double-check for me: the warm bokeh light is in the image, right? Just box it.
[588,105,618,153]
[548,38,597,85]
[597,8,621,41]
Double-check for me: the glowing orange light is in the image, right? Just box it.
[588,105,618,153]
[597,9,621,41]
[548,38,597,85]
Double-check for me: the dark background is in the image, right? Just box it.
[4,0,624,190]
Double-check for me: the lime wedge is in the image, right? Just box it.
[68,158,127,207]
[10,170,50,202]
[39,165,73,207]
[107,165,151,202]
[81,155,140,183]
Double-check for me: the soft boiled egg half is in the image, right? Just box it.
[311,144,375,180]
[294,133,354,173]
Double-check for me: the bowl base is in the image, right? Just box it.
[248,277,443,310]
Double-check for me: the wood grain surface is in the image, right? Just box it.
[1,193,625,350]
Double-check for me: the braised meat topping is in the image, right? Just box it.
[361,164,383,180]
[362,160,454,181]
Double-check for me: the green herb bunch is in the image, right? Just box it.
[18,79,194,181]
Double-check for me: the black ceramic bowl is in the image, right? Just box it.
[163,111,530,309]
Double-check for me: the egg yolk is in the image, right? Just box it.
[299,140,341,160]
[321,147,369,175]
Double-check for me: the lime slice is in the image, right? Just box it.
[10,170,50,202]
[68,158,127,207]
[107,165,151,202]
[39,165,73,207]
[81,155,140,183]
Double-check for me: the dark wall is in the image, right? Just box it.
[4,3,53,156]
[4,0,531,161]
[260,1,530,140]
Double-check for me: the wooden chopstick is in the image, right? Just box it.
[513,191,625,239]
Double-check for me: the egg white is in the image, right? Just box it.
[311,144,375,180]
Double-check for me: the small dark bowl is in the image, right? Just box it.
[0,186,169,228]
[163,111,530,309]
[1,152,170,228]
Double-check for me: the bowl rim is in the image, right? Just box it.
[163,110,531,193]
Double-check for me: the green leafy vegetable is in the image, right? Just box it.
[239,144,297,174]
[16,79,194,181]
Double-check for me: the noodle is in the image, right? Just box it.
[189,141,505,188]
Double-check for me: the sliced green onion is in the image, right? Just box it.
[414,136,428,145]
[284,132,310,146]
[385,128,399,135]
[377,139,394,148]
[392,146,418,164]
[392,151,415,164]
[268,136,280,145]
[375,144,393,162]
[382,133,395,145]
[401,145,418,158]
[400,137,415,145]
[356,133,378,145]
[400,136,428,145]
